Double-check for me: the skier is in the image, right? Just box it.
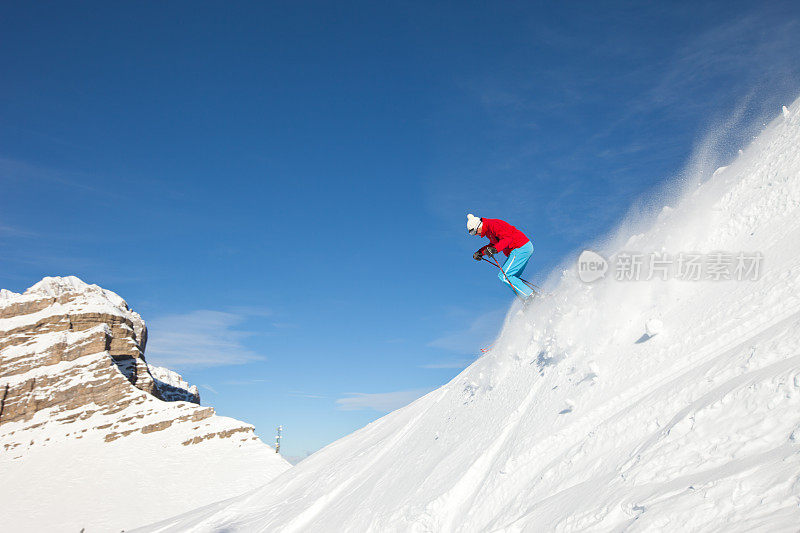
[467,213,534,299]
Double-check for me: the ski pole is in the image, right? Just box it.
[482,255,541,293]
[481,254,534,299]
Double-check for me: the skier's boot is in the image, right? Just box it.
[523,293,537,308]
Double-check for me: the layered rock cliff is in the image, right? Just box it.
[0,276,247,450]
[0,276,290,531]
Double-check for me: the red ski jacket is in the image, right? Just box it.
[479,218,530,256]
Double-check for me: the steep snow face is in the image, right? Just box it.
[143,100,800,533]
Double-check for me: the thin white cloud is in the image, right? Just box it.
[270,322,297,329]
[425,8,800,241]
[227,305,273,317]
[0,156,119,197]
[222,378,269,386]
[288,391,327,399]
[201,384,218,394]
[646,14,800,112]
[336,388,432,413]
[0,224,37,238]
[145,309,265,368]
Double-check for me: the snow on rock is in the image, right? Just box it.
[26,275,94,297]
[0,276,290,531]
[148,363,201,403]
[140,98,800,532]
[0,288,17,301]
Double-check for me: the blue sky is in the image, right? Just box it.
[2,1,799,459]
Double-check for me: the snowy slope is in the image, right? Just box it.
[141,100,800,532]
[1,419,290,532]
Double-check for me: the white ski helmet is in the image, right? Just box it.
[467,213,482,235]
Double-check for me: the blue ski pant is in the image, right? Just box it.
[498,241,534,298]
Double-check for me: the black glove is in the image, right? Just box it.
[486,246,498,256]
[473,250,483,261]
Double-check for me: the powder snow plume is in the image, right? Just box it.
[139,99,800,532]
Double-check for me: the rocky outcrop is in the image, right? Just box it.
[0,276,292,532]
[148,363,201,404]
[0,276,265,454]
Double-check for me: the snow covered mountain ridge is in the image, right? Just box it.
[0,275,290,531]
[0,275,203,445]
[143,99,800,532]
